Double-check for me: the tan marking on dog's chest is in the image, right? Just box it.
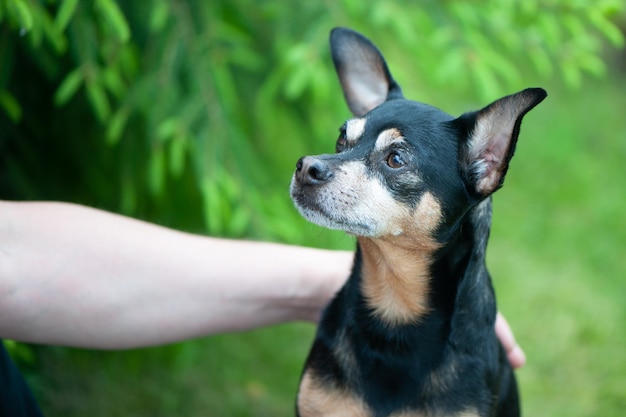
[359,192,443,325]
[299,366,478,417]
[298,369,372,417]
[359,239,433,325]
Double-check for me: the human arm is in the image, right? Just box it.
[0,200,525,367]
[0,201,352,349]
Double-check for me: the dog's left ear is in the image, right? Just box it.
[458,88,547,197]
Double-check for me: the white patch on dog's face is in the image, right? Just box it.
[345,118,366,144]
[291,160,411,237]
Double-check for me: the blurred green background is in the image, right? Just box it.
[1,0,625,416]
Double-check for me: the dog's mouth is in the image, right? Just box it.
[290,179,374,236]
[290,184,327,219]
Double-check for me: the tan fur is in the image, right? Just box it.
[359,192,443,325]
[374,128,405,151]
[423,358,460,398]
[299,367,480,417]
[333,327,359,380]
[299,369,479,417]
[298,370,371,417]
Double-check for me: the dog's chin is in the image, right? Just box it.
[293,202,374,237]
[290,179,378,236]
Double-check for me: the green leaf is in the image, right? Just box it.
[0,90,22,122]
[588,10,625,48]
[284,44,307,65]
[3,341,35,365]
[201,176,223,235]
[210,66,238,112]
[370,2,393,26]
[577,53,607,78]
[101,67,125,98]
[448,1,480,30]
[435,49,466,85]
[528,47,554,78]
[149,146,166,195]
[149,0,170,32]
[229,46,264,72]
[428,26,455,50]
[10,0,34,33]
[519,0,538,15]
[562,64,582,89]
[471,57,500,101]
[155,118,180,143]
[40,5,68,53]
[284,65,310,99]
[119,175,137,215]
[168,135,187,178]
[85,80,111,121]
[54,67,83,107]
[228,205,250,237]
[563,14,586,40]
[95,0,131,43]
[536,13,563,51]
[118,44,140,78]
[342,0,367,16]
[54,0,79,32]
[105,107,130,145]
[481,47,522,88]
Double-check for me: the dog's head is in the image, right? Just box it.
[290,28,546,245]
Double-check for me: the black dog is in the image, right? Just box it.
[290,28,546,417]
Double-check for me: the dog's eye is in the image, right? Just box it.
[386,152,405,169]
[335,124,348,153]
[336,135,347,153]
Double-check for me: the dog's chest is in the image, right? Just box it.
[297,367,481,417]
[297,355,484,417]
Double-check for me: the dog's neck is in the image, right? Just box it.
[440,198,498,351]
[357,232,439,327]
[351,198,496,348]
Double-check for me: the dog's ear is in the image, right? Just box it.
[458,88,547,197]
[330,27,403,117]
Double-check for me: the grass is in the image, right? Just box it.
[28,324,315,417]
[17,74,626,416]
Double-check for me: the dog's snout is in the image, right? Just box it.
[295,156,332,185]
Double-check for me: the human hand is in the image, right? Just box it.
[495,312,526,369]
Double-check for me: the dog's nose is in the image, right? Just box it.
[295,156,332,185]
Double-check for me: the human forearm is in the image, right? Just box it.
[0,201,352,349]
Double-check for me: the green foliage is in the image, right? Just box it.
[3,339,35,365]
[1,0,624,240]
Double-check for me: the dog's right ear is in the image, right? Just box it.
[330,28,403,117]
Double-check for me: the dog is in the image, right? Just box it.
[290,28,546,417]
